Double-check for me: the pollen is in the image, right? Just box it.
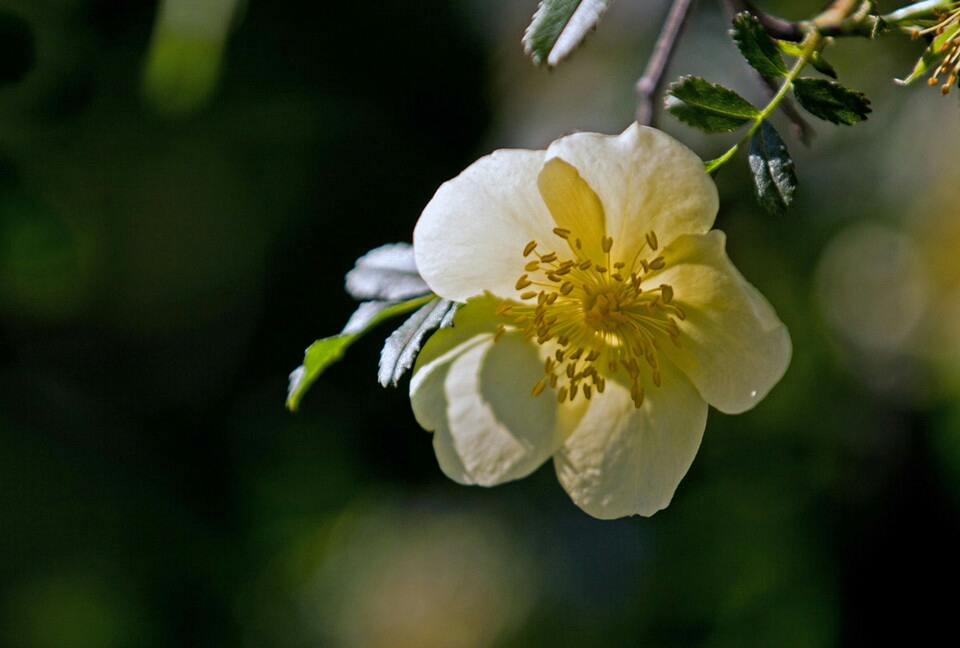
[495,228,685,409]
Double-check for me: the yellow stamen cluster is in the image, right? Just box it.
[494,227,686,409]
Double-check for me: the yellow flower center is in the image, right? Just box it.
[495,227,686,409]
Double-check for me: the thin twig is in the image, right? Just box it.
[635,0,697,126]
[727,0,802,41]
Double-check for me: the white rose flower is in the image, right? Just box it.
[410,124,791,519]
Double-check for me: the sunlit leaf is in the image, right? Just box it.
[792,78,871,125]
[345,242,431,302]
[748,120,796,216]
[287,296,433,411]
[523,0,612,67]
[379,298,458,387]
[731,12,788,78]
[666,77,760,132]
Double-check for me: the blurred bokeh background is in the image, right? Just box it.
[1,0,958,646]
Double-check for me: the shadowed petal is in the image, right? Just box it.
[654,231,792,414]
[544,124,718,261]
[537,157,607,263]
[553,358,708,519]
[410,296,579,485]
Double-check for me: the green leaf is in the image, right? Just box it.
[286,296,433,411]
[777,41,804,58]
[731,12,788,77]
[748,120,797,216]
[792,78,871,125]
[523,0,612,67]
[379,298,458,387]
[809,52,837,79]
[666,77,760,132]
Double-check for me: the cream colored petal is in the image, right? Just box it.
[553,358,708,519]
[654,231,792,414]
[537,157,607,263]
[410,296,576,485]
[413,149,557,303]
[544,124,718,261]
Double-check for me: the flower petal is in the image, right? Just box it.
[655,231,792,414]
[537,157,607,263]
[544,124,718,259]
[410,295,580,485]
[553,358,708,519]
[413,149,557,303]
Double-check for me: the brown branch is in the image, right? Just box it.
[635,0,697,126]
[726,0,803,41]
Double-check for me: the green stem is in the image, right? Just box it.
[883,0,954,25]
[704,29,822,174]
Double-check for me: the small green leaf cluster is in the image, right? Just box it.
[666,12,872,216]
[286,244,456,411]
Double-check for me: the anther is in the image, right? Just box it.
[552,227,571,239]
[525,260,541,272]
[531,377,547,396]
[646,231,658,250]
[660,284,674,304]
[602,236,613,253]
[560,281,575,295]
[540,252,558,263]
[579,260,592,270]
[673,304,687,320]
[494,325,506,342]
[523,241,538,257]
[648,256,666,270]
[557,386,568,403]
[555,349,565,362]
[520,290,537,300]
[515,274,532,290]
[495,301,513,316]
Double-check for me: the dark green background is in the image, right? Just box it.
[1,1,957,646]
